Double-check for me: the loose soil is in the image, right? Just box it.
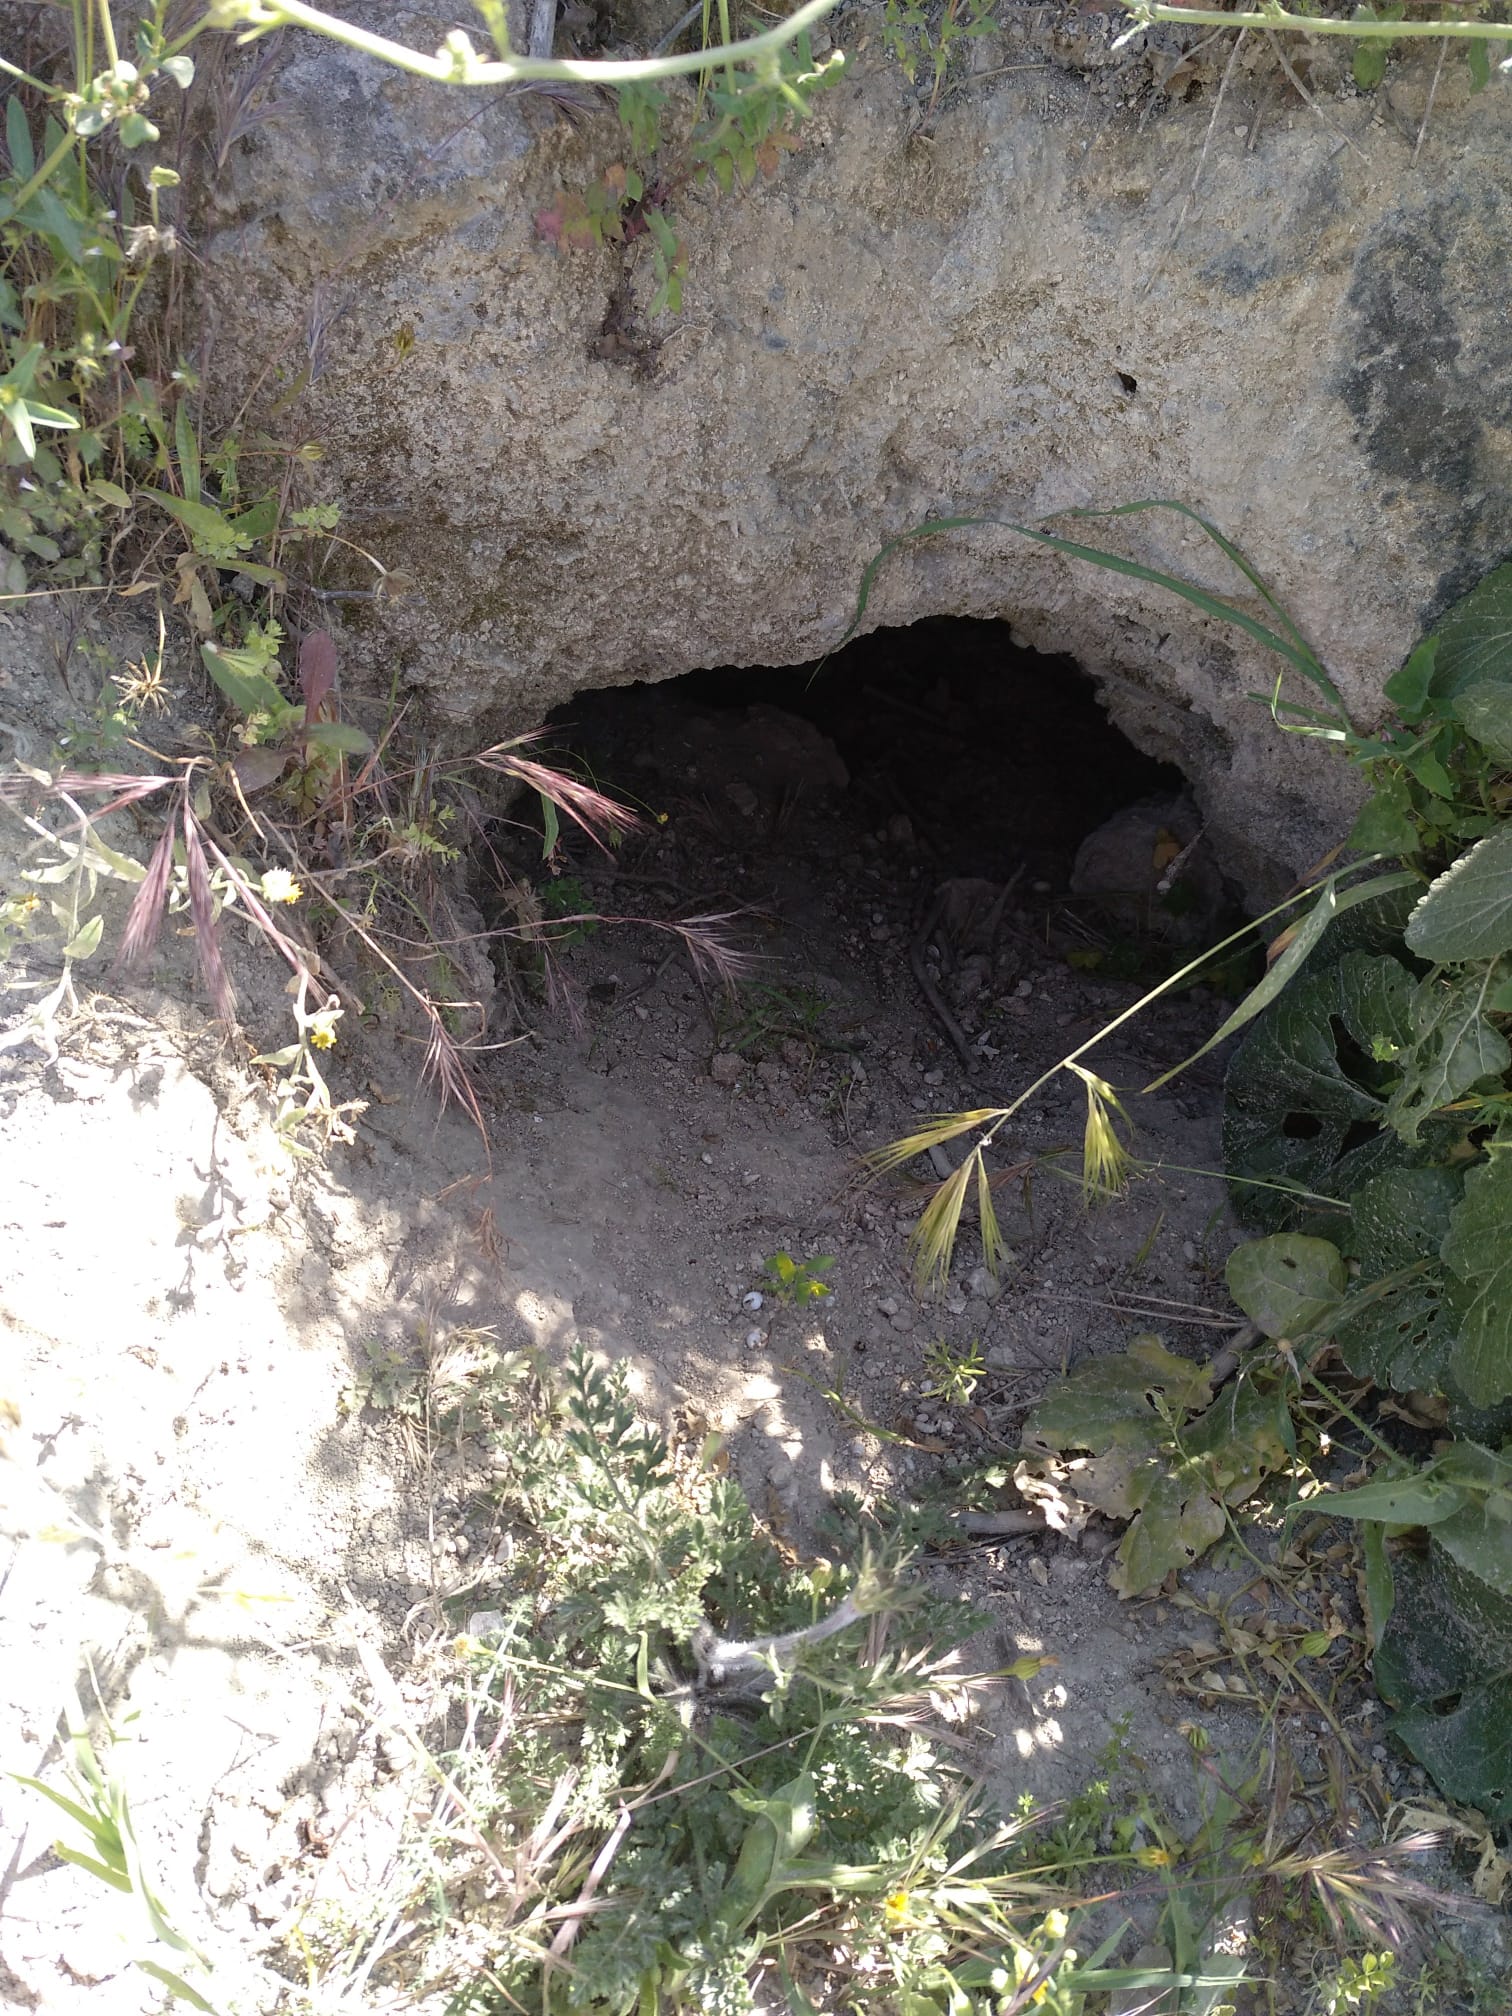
[1,613,1505,2012]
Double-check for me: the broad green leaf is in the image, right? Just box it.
[302,720,373,755]
[88,478,132,508]
[1331,1167,1462,1391]
[1111,1465,1225,1598]
[140,487,251,555]
[1428,560,1512,700]
[1394,1688,1512,1826]
[1026,1335,1211,1451]
[1400,739,1454,800]
[1435,1492,1512,1602]
[1442,1157,1512,1408]
[1383,636,1438,720]
[1320,1473,1467,1527]
[1225,1233,1345,1339]
[1450,682,1512,765]
[201,643,285,719]
[1025,1341,1287,1597]
[62,914,104,960]
[1375,1541,1512,1821]
[1384,966,1511,1143]
[1348,774,1418,856]
[1146,871,1419,1090]
[1353,36,1389,90]
[1405,826,1512,962]
[228,496,278,543]
[1467,36,1491,89]
[6,94,34,179]
[1223,950,1425,1231]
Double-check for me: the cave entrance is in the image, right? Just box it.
[523,617,1212,1092]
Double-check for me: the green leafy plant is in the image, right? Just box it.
[714,978,833,1057]
[882,0,998,117]
[1013,1333,1294,1598]
[311,1340,1187,2015]
[922,1335,985,1406]
[10,1689,220,2011]
[852,504,1512,1825]
[762,1248,834,1307]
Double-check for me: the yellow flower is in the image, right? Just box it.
[883,1891,912,1930]
[307,1013,339,1051]
[260,868,303,904]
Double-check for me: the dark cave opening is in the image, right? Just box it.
[548,616,1189,897]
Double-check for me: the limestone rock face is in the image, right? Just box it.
[199,8,1512,901]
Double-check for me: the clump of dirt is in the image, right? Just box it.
[1,612,1504,2010]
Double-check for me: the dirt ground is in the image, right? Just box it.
[2,611,1507,2012]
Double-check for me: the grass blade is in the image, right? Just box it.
[181,805,235,1022]
[863,1110,1002,1181]
[831,507,1352,726]
[1143,868,1420,1091]
[115,815,177,973]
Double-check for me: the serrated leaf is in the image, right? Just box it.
[1427,561,1512,700]
[1385,966,1511,1143]
[1225,1233,1345,1338]
[1450,682,1512,765]
[1405,827,1512,962]
[1441,1157,1512,1408]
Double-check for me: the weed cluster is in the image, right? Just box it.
[310,1343,1168,2014]
[862,504,1512,1849]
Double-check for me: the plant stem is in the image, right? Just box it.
[213,0,842,87]
[1116,3,1512,45]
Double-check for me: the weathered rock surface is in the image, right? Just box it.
[199,6,1512,900]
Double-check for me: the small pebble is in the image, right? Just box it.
[878,1296,899,1317]
[710,1052,741,1085]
